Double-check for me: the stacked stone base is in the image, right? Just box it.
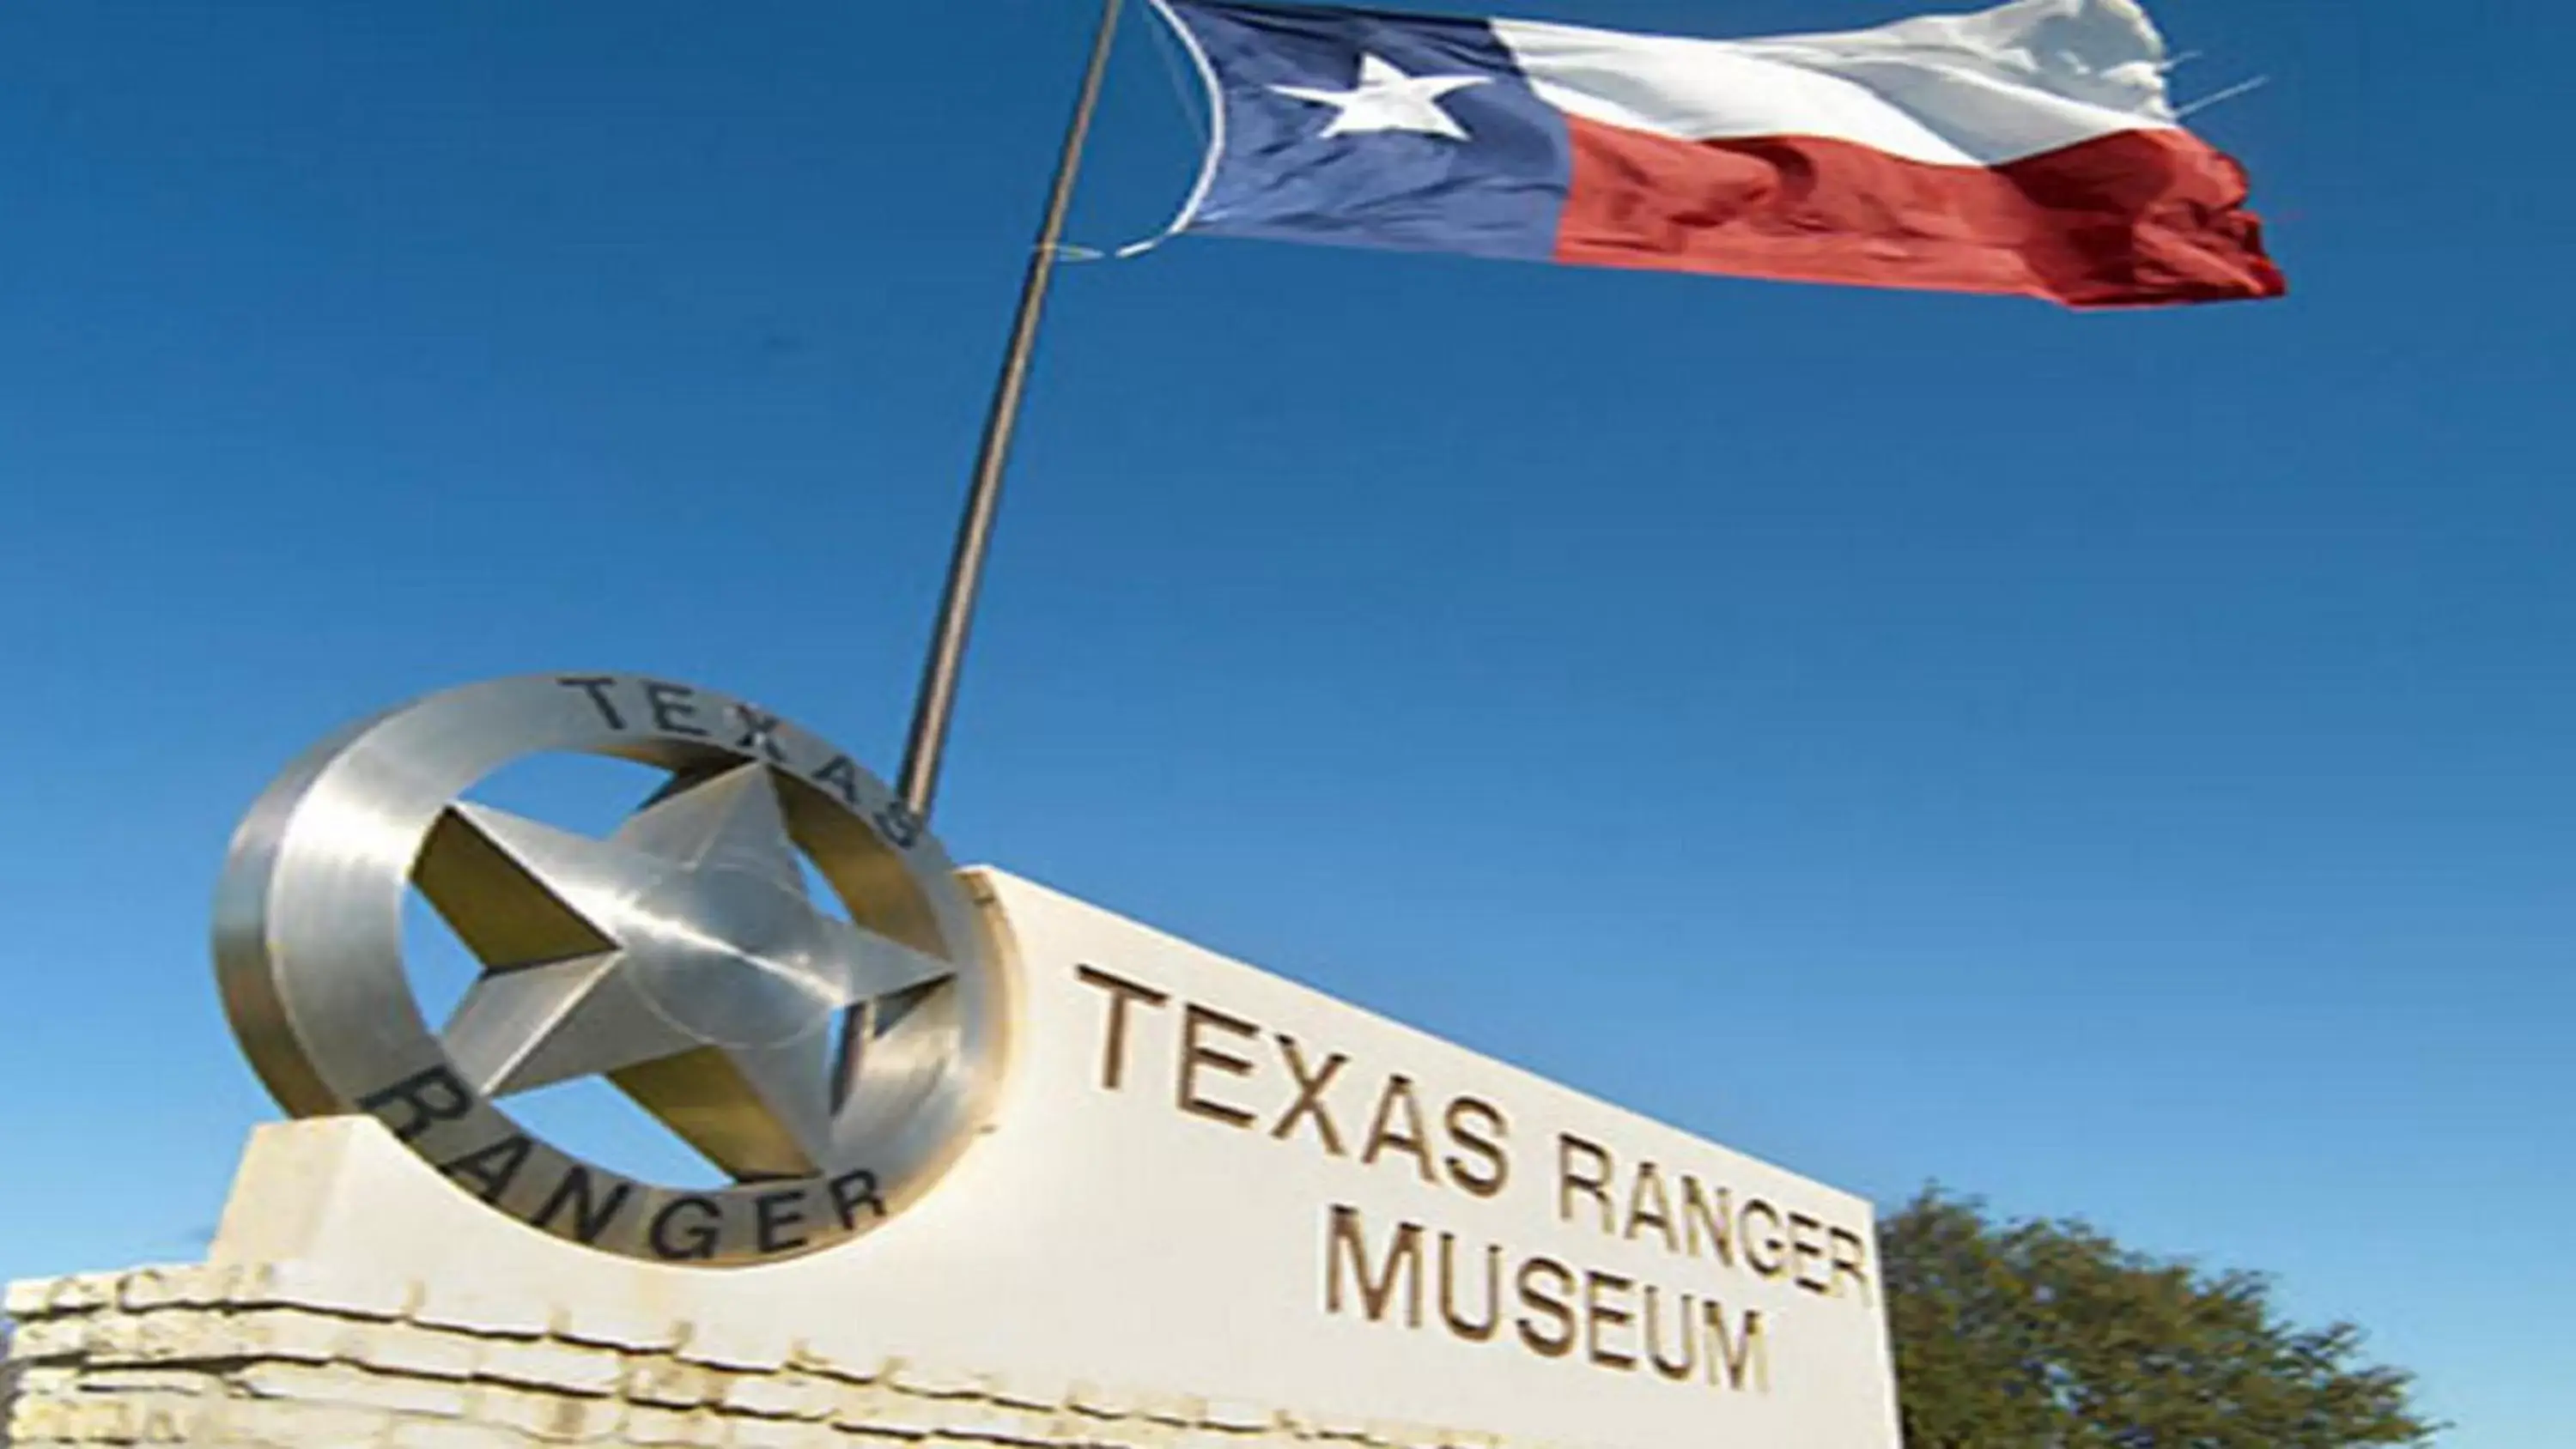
[1,1265,1495,1449]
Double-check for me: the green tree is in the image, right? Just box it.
[1880,1189,2437,1449]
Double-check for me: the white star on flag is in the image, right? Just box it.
[1272,53,1490,141]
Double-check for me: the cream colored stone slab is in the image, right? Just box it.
[413,1280,552,1340]
[6,1318,74,1363]
[354,1321,483,1380]
[1200,1399,1276,1433]
[222,1398,398,1447]
[623,1405,730,1446]
[474,1338,625,1398]
[387,1417,526,1449]
[191,869,1898,1449]
[720,1371,835,1422]
[479,1381,629,1443]
[3,1276,56,1319]
[232,1307,356,1365]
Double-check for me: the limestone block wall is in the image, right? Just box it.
[0,1264,1507,1449]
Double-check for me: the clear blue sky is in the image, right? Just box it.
[1,1,2565,1443]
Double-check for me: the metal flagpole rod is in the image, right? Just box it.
[896,0,1127,823]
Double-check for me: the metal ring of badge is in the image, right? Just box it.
[214,673,1007,1266]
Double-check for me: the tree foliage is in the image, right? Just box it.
[1880,1189,2437,1449]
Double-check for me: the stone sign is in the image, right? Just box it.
[3,676,1899,1449]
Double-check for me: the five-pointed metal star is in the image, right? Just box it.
[410,762,954,1181]
[1273,53,1491,141]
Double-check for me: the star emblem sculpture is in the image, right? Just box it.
[416,761,954,1182]
[219,673,1008,1263]
[1273,53,1492,141]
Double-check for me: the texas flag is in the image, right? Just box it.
[1150,0,2285,307]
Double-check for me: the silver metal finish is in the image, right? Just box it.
[215,674,1008,1265]
[896,0,1127,822]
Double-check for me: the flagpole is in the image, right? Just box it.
[896,0,1127,823]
